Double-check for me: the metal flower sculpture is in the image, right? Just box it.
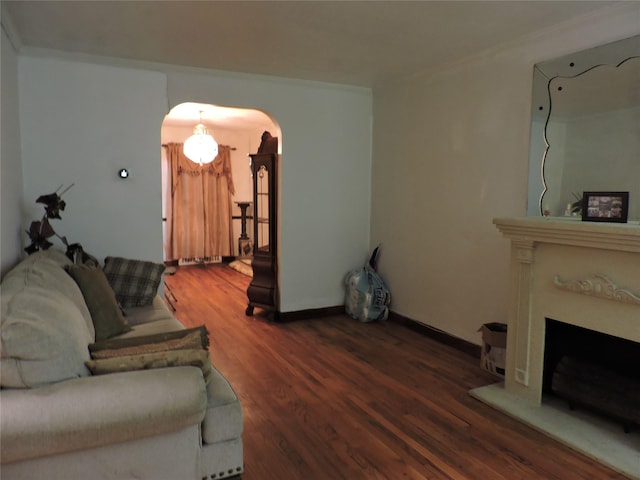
[24,184,73,254]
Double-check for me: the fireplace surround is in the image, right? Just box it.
[492,217,640,405]
[472,217,640,476]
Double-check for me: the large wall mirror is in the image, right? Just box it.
[527,34,640,220]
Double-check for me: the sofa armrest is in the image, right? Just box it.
[0,366,207,464]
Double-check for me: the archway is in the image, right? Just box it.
[161,102,280,266]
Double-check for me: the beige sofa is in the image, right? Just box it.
[0,250,243,480]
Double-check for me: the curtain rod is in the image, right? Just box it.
[162,144,236,150]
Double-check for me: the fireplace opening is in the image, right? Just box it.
[543,319,640,432]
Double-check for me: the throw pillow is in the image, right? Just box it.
[66,264,132,341]
[66,242,100,268]
[103,256,165,308]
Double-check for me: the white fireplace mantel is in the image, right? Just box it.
[493,217,640,405]
[494,217,640,253]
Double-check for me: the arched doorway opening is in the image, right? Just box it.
[160,102,279,270]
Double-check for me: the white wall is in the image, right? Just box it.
[166,71,373,311]
[18,57,168,264]
[1,26,24,277]
[17,56,373,312]
[371,4,640,344]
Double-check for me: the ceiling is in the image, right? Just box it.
[3,1,622,89]
[1,1,624,128]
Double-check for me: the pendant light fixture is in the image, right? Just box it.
[183,111,218,165]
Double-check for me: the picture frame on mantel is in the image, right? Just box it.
[582,191,629,223]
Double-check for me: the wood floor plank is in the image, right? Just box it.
[165,264,631,480]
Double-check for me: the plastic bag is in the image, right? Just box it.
[344,246,390,322]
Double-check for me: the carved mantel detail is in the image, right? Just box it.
[554,274,640,305]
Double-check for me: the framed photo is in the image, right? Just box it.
[581,191,629,223]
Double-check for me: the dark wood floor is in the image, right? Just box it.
[165,264,629,480]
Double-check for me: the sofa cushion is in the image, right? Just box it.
[123,296,177,326]
[103,256,165,308]
[0,286,92,388]
[108,294,183,337]
[1,250,95,340]
[66,264,131,341]
[114,317,186,340]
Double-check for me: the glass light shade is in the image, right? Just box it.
[183,123,218,165]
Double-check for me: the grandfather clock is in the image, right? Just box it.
[246,132,278,318]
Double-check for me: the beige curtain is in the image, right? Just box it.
[165,143,235,261]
